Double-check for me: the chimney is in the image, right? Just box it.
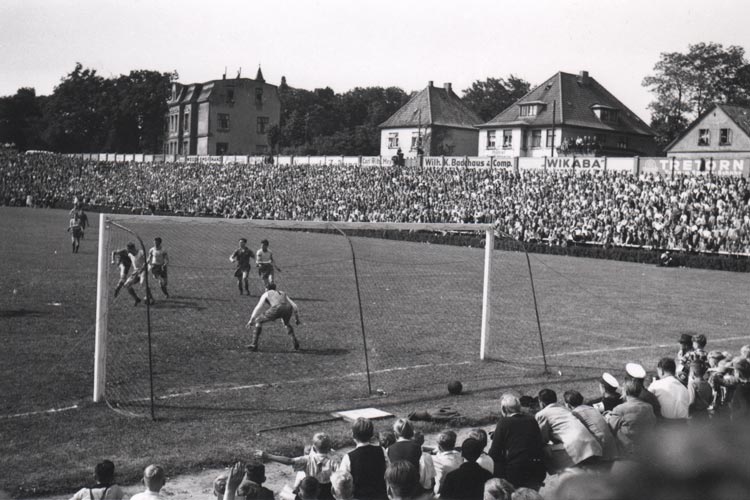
[444,82,452,93]
[428,80,434,87]
[578,71,589,84]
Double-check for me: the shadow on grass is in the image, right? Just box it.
[0,308,43,318]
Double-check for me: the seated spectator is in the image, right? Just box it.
[238,460,275,500]
[338,417,387,499]
[518,396,539,416]
[297,477,321,500]
[430,430,462,495]
[256,432,339,500]
[648,357,690,421]
[384,461,431,500]
[387,419,435,493]
[482,479,515,500]
[563,389,619,462]
[509,488,542,500]
[625,362,662,418]
[215,462,247,500]
[467,429,493,474]
[330,471,355,500]
[687,361,712,419]
[380,430,396,450]
[605,378,657,456]
[68,460,124,500]
[488,394,546,490]
[588,372,624,413]
[439,438,492,500]
[535,388,602,472]
[730,358,750,421]
[130,465,166,500]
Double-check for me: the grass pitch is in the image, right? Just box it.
[1,207,749,496]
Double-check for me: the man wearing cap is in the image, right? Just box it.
[648,357,689,420]
[439,438,492,500]
[588,373,624,413]
[605,378,657,456]
[535,388,602,472]
[625,362,662,418]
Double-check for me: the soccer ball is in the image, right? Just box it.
[447,380,463,395]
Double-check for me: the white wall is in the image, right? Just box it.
[380,127,425,157]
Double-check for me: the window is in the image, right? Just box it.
[255,87,263,105]
[182,140,189,154]
[411,132,421,151]
[218,113,230,131]
[521,131,528,150]
[720,128,732,146]
[698,129,710,146]
[617,137,628,150]
[546,129,555,148]
[599,108,618,122]
[257,116,269,134]
[486,130,496,149]
[531,129,542,148]
[226,88,234,104]
[502,130,512,148]
[170,114,177,133]
[216,142,229,155]
[183,112,189,131]
[388,132,399,149]
[520,105,539,117]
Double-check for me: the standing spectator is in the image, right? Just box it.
[130,465,166,500]
[687,361,713,419]
[648,357,690,421]
[338,417,387,500]
[439,438,492,500]
[68,460,124,500]
[730,358,750,421]
[676,334,694,383]
[625,362,662,418]
[563,390,619,462]
[606,378,657,456]
[488,394,546,490]
[430,430,462,495]
[387,419,435,493]
[535,388,602,472]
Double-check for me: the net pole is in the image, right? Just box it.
[93,213,109,402]
[480,228,494,360]
[525,250,549,374]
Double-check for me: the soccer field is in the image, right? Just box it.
[1,206,749,494]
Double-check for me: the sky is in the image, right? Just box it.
[2,0,750,121]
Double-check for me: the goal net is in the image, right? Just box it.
[93,214,547,417]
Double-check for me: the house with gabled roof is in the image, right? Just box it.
[476,71,657,158]
[379,81,482,157]
[164,67,280,156]
[666,103,750,161]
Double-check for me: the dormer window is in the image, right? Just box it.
[519,102,544,117]
[592,104,619,123]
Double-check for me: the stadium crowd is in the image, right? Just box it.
[71,335,750,500]
[3,150,750,254]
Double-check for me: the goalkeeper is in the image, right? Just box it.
[246,283,301,352]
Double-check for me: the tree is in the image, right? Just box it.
[461,75,530,121]
[643,42,749,146]
[0,88,47,150]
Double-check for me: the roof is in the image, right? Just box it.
[479,71,654,136]
[665,103,750,151]
[380,83,482,130]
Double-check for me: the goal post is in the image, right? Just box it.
[92,214,511,414]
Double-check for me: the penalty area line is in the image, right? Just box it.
[1,404,79,420]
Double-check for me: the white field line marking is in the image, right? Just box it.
[530,335,750,359]
[2,404,79,420]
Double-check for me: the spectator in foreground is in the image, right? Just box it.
[387,419,435,493]
[676,334,694,383]
[687,361,712,419]
[482,478,515,500]
[297,477,321,500]
[338,417,387,499]
[467,428,494,474]
[330,471,355,500]
[589,373,623,413]
[256,432,338,500]
[130,465,166,500]
[430,430,462,494]
[648,357,689,421]
[535,388,602,472]
[624,363,661,418]
[214,462,246,500]
[488,394,546,490]
[730,358,750,421]
[605,378,657,456]
[563,389,619,463]
[509,488,542,500]
[238,460,275,500]
[439,438,492,500]
[384,461,429,500]
[69,460,124,500]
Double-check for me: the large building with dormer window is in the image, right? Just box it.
[666,103,750,161]
[164,68,281,156]
[476,71,657,157]
[379,81,482,157]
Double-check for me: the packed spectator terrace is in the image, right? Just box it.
[2,149,750,254]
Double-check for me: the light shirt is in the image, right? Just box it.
[256,248,273,265]
[129,491,161,500]
[649,375,689,419]
[69,485,124,500]
[129,250,146,270]
[432,449,463,494]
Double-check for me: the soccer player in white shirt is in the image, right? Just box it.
[255,239,281,288]
[246,283,300,351]
[147,237,170,297]
[123,243,153,306]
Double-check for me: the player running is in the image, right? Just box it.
[123,242,153,306]
[67,215,83,253]
[230,238,253,295]
[111,246,133,297]
[256,239,281,288]
[246,283,301,352]
[147,237,170,298]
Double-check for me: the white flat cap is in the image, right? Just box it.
[625,362,647,379]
